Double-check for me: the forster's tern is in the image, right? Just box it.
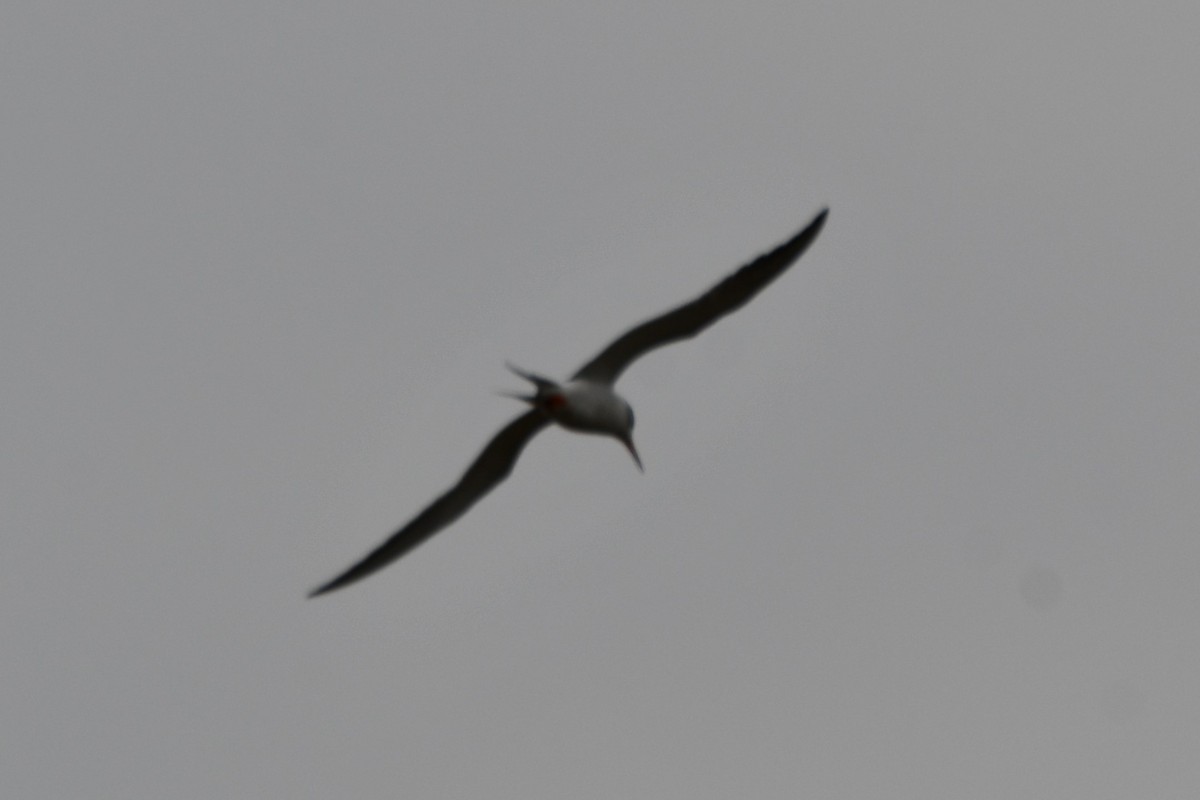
[309,208,828,596]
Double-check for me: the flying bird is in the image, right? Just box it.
[309,208,828,596]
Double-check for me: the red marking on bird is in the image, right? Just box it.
[545,394,567,411]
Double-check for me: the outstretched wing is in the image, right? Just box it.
[572,209,828,385]
[309,409,549,597]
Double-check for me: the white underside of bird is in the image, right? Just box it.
[502,364,642,469]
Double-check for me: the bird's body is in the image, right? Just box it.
[551,381,634,436]
[508,367,635,438]
[310,208,828,597]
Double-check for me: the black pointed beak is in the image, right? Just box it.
[620,434,643,472]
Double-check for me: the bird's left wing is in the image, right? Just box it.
[308,409,549,597]
[572,208,828,385]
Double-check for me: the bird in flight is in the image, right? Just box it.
[309,208,829,596]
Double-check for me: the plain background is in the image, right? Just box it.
[4,3,1198,797]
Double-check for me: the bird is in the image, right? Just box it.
[309,208,828,597]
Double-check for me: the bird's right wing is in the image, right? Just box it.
[308,409,549,597]
[572,209,828,385]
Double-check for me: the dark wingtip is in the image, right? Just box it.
[771,207,829,267]
[307,583,333,599]
[793,207,829,252]
[307,573,353,599]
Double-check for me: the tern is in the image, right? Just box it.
[309,208,828,596]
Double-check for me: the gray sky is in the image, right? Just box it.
[5,3,1199,797]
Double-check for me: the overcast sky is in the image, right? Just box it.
[5,3,1199,798]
